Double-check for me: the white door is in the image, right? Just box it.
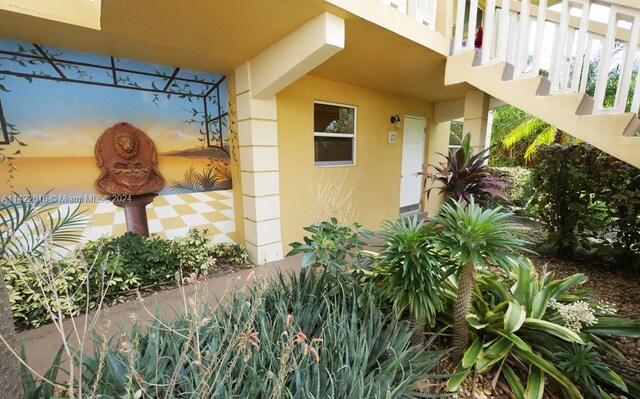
[399,116,426,213]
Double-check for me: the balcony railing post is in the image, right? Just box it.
[530,0,548,75]
[454,0,467,52]
[616,13,640,113]
[482,0,497,63]
[496,0,511,61]
[594,9,618,111]
[550,0,570,92]
[467,0,479,50]
[408,0,417,19]
[514,0,531,75]
[570,0,591,92]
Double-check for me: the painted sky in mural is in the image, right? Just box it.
[0,39,230,198]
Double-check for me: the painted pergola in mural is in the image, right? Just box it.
[0,41,227,153]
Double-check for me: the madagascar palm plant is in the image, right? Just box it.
[424,133,508,204]
[432,199,529,359]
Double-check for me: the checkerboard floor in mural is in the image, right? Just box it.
[76,191,236,244]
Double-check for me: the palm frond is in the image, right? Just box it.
[502,117,548,150]
[524,125,557,160]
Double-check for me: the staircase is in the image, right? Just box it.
[445,0,640,169]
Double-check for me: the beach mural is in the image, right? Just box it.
[0,39,231,199]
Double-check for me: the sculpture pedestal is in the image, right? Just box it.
[114,193,157,236]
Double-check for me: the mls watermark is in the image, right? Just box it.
[0,194,132,204]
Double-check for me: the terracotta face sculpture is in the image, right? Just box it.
[95,122,165,196]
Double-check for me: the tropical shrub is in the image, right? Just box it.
[211,242,250,266]
[24,268,444,398]
[363,217,448,331]
[532,143,640,262]
[287,217,373,275]
[490,166,536,213]
[424,133,509,205]
[3,229,249,328]
[449,258,640,398]
[531,144,609,256]
[592,157,640,266]
[431,199,529,358]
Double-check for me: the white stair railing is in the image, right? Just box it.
[380,0,438,29]
[452,0,640,117]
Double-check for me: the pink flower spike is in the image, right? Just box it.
[285,314,293,327]
[245,270,256,283]
[310,346,320,363]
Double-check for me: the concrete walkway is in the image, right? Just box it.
[17,254,302,377]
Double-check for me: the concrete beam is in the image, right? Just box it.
[250,12,345,100]
[0,0,101,30]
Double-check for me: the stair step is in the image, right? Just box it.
[444,49,640,168]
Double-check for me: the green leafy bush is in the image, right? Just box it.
[25,269,444,398]
[531,144,609,256]
[490,166,536,213]
[3,229,250,329]
[211,242,249,266]
[532,143,640,262]
[287,217,373,275]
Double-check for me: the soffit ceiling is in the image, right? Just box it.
[0,0,471,103]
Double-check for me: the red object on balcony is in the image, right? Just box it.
[475,27,483,48]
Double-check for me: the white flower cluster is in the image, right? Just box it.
[594,299,618,316]
[549,299,597,333]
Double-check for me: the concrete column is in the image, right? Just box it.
[235,63,283,264]
[462,90,491,154]
[424,120,451,216]
[233,13,345,264]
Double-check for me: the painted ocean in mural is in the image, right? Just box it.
[0,39,230,201]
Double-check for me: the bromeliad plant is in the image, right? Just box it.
[424,133,509,205]
[449,258,640,399]
[432,199,529,358]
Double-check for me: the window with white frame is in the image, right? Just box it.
[313,101,356,166]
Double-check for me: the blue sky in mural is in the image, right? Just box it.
[0,39,227,157]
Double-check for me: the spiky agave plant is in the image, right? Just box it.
[432,199,529,359]
[424,133,508,204]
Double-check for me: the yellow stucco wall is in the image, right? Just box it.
[277,74,433,248]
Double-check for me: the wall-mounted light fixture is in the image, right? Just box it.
[390,114,401,129]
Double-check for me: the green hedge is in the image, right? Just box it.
[2,229,249,329]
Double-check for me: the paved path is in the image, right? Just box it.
[17,254,301,377]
